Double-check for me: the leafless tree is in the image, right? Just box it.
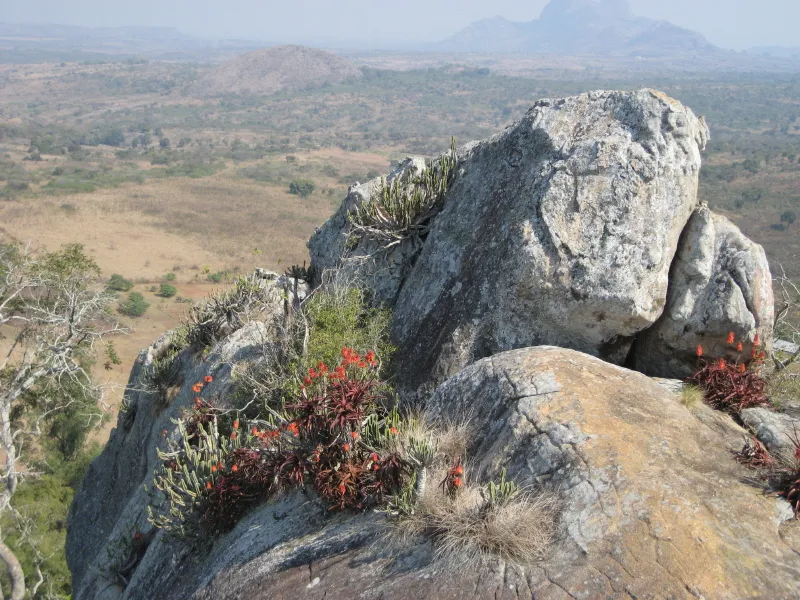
[0,241,125,599]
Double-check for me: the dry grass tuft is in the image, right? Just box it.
[387,466,558,566]
[680,384,704,409]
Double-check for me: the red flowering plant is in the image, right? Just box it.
[148,349,411,538]
[688,332,769,414]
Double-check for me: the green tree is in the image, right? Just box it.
[780,210,797,227]
[0,242,123,599]
[289,179,315,198]
[107,273,133,292]
[118,292,150,317]
[158,283,177,298]
[98,129,125,147]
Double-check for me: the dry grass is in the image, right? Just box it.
[384,411,558,567]
[680,384,704,409]
[387,466,558,566]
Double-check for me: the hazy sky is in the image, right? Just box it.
[3,0,799,50]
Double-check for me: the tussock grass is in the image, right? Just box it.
[384,410,558,567]
[680,384,704,409]
[387,467,558,566]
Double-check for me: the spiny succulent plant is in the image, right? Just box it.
[349,137,457,247]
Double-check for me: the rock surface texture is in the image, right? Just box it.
[67,346,800,599]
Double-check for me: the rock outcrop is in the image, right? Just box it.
[67,346,800,599]
[633,206,774,378]
[312,89,771,394]
[68,89,786,600]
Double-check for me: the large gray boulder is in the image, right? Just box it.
[633,206,774,377]
[67,345,800,599]
[310,89,711,395]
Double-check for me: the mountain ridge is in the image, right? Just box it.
[437,0,721,56]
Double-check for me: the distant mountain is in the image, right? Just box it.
[437,0,720,56]
[193,45,362,96]
[746,46,800,59]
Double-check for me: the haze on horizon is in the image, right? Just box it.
[1,0,799,51]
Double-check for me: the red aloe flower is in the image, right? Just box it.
[727,332,736,345]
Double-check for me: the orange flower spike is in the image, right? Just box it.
[454,465,464,476]
[759,351,766,360]
[233,419,239,429]
[211,465,217,473]
[389,426,398,435]
[343,443,351,452]
[304,376,312,385]
[358,361,367,369]
[192,384,202,393]
[738,363,746,373]
[751,347,758,359]
[350,431,359,440]
[317,362,328,373]
[727,332,735,345]
[252,426,259,436]
[308,367,317,379]
[204,375,213,383]
[232,464,239,472]
[365,350,375,362]
[338,483,346,494]
[206,481,213,490]
[287,422,300,437]
[753,333,760,346]
[231,431,237,440]
[736,342,743,352]
[370,453,379,462]
[696,345,703,357]
[453,477,463,488]
[718,358,727,369]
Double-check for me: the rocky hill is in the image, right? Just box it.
[193,45,362,96]
[438,0,720,56]
[66,90,800,599]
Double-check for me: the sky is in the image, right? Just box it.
[2,0,799,50]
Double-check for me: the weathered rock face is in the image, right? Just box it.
[310,89,714,394]
[633,206,774,378]
[67,345,800,599]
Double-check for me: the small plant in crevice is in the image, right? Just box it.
[732,427,800,519]
[349,137,457,248]
[688,332,769,414]
[185,272,278,351]
[103,530,152,590]
[119,396,138,430]
[734,436,775,469]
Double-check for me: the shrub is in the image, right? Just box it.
[107,273,133,292]
[207,271,227,284]
[158,283,177,298]
[163,272,177,282]
[303,287,394,373]
[118,292,150,317]
[288,179,315,197]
